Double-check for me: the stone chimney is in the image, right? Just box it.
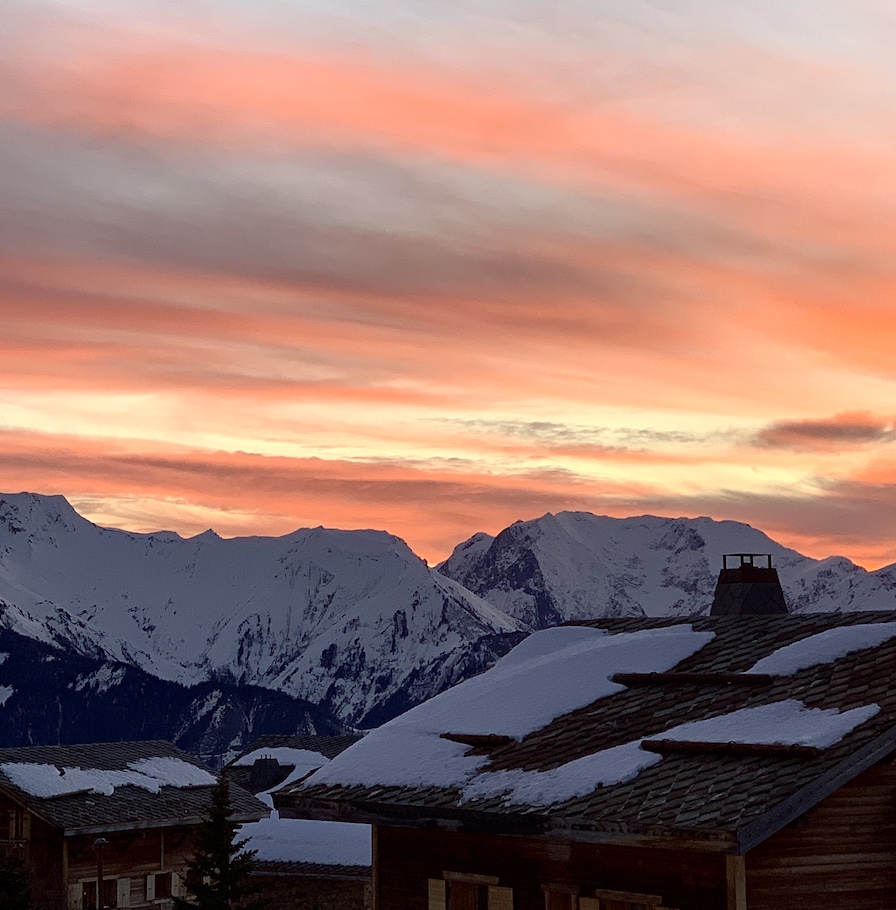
[710,553,788,616]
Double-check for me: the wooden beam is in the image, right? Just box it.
[371,825,379,910]
[439,733,514,750]
[443,871,500,886]
[726,855,747,910]
[591,886,663,905]
[641,740,821,758]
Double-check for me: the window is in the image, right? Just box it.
[542,885,579,910]
[145,872,177,902]
[154,873,173,899]
[80,880,119,910]
[429,874,513,910]
[450,882,487,910]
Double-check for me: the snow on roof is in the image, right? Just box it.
[234,748,331,808]
[0,756,216,798]
[659,699,879,749]
[461,740,661,807]
[307,624,714,790]
[239,813,370,866]
[234,747,328,771]
[460,699,878,808]
[747,622,896,676]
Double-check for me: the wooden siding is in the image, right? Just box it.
[376,826,727,910]
[0,795,201,910]
[64,826,198,908]
[747,762,896,910]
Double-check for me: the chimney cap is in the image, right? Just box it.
[721,553,774,569]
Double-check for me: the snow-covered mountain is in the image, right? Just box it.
[0,493,520,726]
[7,494,896,737]
[0,622,346,765]
[438,512,896,628]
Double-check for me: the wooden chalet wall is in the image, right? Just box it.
[375,826,727,910]
[746,762,896,910]
[0,786,202,910]
[63,826,198,909]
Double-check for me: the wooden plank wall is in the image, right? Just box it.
[747,763,896,910]
[64,826,198,908]
[376,827,727,910]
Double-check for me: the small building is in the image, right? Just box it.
[0,740,267,910]
[228,734,371,910]
[277,610,896,910]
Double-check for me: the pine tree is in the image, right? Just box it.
[173,773,261,910]
[0,852,32,910]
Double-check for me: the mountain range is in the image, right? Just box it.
[2,491,896,755]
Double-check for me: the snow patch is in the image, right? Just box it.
[748,623,896,676]
[239,813,370,866]
[461,740,661,806]
[657,699,879,749]
[73,665,126,694]
[0,686,13,706]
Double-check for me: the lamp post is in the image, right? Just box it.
[93,838,109,910]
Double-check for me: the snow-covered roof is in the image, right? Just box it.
[282,612,896,852]
[0,741,267,834]
[747,622,896,675]
[239,813,370,868]
[0,756,215,798]
[307,625,714,791]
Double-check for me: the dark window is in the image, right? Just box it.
[155,872,173,899]
[102,878,118,909]
[545,894,575,910]
[80,878,120,909]
[448,882,488,910]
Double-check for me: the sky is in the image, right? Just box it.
[2,0,896,567]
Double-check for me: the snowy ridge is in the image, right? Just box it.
[438,512,896,628]
[0,493,519,725]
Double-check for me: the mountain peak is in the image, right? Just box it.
[0,492,90,535]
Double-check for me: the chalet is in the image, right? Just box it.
[0,740,267,910]
[276,607,896,910]
[228,734,371,910]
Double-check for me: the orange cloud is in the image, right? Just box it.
[0,427,660,562]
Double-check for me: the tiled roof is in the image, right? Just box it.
[0,740,268,834]
[281,612,896,852]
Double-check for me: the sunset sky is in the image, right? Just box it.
[3,0,896,567]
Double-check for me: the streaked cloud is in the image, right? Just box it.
[2,0,896,567]
[755,412,896,451]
